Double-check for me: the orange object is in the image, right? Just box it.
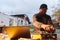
[4,26,31,40]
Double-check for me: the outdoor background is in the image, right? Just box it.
[0,0,60,40]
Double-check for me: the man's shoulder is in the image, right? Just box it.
[46,14,51,18]
[33,13,39,16]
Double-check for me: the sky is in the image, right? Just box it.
[0,0,59,20]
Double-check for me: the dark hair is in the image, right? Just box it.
[40,4,48,9]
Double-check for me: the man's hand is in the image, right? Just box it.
[41,24,55,32]
[50,26,55,33]
[41,24,50,31]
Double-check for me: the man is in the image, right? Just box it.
[32,4,55,33]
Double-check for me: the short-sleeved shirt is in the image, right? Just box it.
[34,13,53,25]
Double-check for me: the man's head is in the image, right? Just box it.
[39,4,48,14]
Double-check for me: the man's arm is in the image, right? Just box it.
[48,16,56,32]
[32,14,41,28]
[47,16,54,26]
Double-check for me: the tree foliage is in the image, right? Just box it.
[52,9,60,21]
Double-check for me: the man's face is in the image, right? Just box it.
[39,8,47,14]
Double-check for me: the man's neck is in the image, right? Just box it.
[39,12,46,15]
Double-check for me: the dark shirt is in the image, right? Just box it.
[35,13,53,25]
